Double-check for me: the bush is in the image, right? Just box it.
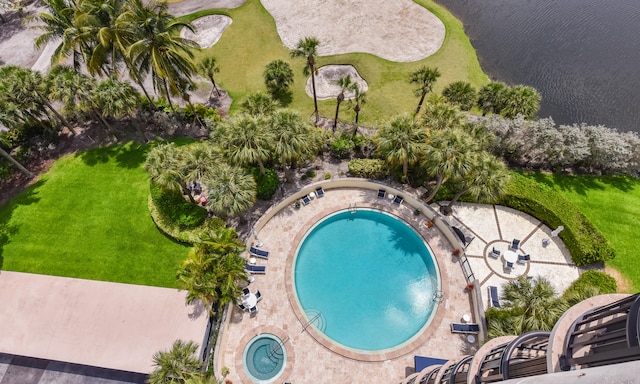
[330,138,354,159]
[0,159,14,181]
[149,182,208,230]
[251,167,279,200]
[183,103,221,121]
[497,173,615,265]
[564,270,617,297]
[348,159,388,180]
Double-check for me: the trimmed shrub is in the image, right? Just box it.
[330,138,354,159]
[348,159,388,180]
[251,167,279,200]
[497,173,615,265]
[564,270,617,297]
[149,182,207,229]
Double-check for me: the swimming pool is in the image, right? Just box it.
[294,209,440,352]
[243,334,287,383]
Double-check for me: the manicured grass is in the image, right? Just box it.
[0,143,190,288]
[522,172,640,292]
[185,0,488,125]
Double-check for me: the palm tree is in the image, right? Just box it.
[442,81,476,111]
[270,109,315,179]
[442,151,510,214]
[47,65,95,114]
[500,85,541,119]
[213,114,273,174]
[197,55,221,97]
[420,99,463,131]
[264,59,294,96]
[92,77,140,119]
[409,66,441,116]
[143,142,185,192]
[349,87,366,138]
[148,339,203,384]
[202,163,256,218]
[177,245,218,311]
[375,114,427,181]
[199,226,245,256]
[182,142,222,184]
[477,81,507,116]
[332,75,355,132]
[0,147,34,178]
[241,92,279,117]
[291,36,320,124]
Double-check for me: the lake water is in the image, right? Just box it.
[435,0,640,133]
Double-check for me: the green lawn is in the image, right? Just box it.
[0,143,190,288]
[523,172,640,292]
[185,0,488,124]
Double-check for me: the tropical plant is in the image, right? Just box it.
[148,339,203,384]
[375,114,426,181]
[241,92,279,117]
[202,163,256,218]
[212,114,273,174]
[197,55,221,97]
[349,86,366,137]
[264,59,294,96]
[500,85,541,119]
[291,36,320,124]
[420,99,463,131]
[0,147,33,178]
[442,81,476,111]
[477,81,507,116]
[46,65,95,115]
[181,142,222,184]
[92,77,140,120]
[269,109,315,179]
[143,142,186,192]
[332,75,356,132]
[409,66,441,116]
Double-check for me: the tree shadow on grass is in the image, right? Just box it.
[0,179,46,269]
[273,90,293,107]
[75,142,148,169]
[527,172,637,196]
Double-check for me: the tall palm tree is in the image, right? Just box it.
[241,92,279,117]
[143,142,185,192]
[477,81,507,116]
[443,152,510,214]
[177,245,217,311]
[349,87,366,138]
[421,126,478,203]
[291,36,320,124]
[442,81,476,111]
[500,85,542,119]
[213,114,273,174]
[202,163,256,218]
[270,109,315,179]
[148,339,203,384]
[420,100,463,131]
[92,77,139,119]
[182,142,222,184]
[332,75,355,132]
[197,55,221,97]
[375,114,426,181]
[199,226,245,256]
[409,66,441,116]
[264,59,294,96]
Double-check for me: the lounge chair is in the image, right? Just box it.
[249,306,258,314]
[510,238,521,250]
[393,195,404,204]
[238,303,247,311]
[517,254,530,264]
[490,247,501,258]
[315,187,325,197]
[301,195,311,206]
[377,189,386,198]
[450,323,480,334]
[242,287,251,297]
[245,264,266,274]
[489,286,501,308]
[255,290,262,302]
[249,246,270,259]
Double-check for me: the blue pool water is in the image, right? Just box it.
[243,334,286,383]
[294,209,440,351]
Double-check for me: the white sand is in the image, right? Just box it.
[306,65,368,100]
[181,15,232,49]
[260,0,445,62]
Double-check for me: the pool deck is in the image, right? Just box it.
[218,187,579,384]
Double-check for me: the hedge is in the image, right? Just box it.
[497,173,615,265]
[348,159,389,180]
[251,167,280,200]
[563,270,617,297]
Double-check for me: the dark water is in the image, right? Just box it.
[435,0,640,133]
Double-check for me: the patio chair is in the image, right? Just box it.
[490,247,501,258]
[242,287,251,297]
[504,261,514,270]
[510,238,521,250]
[315,187,325,197]
[450,323,480,334]
[393,195,404,204]
[249,306,258,315]
[255,290,262,302]
[517,254,530,264]
[245,264,266,274]
[488,286,501,308]
[301,195,311,206]
[250,246,270,259]
[377,189,386,198]
[238,303,247,311]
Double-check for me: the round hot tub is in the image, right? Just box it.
[242,334,286,383]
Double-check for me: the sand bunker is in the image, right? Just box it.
[261,0,445,62]
[307,65,369,100]
[181,15,232,49]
